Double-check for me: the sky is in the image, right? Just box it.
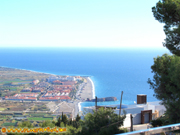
[0,0,167,48]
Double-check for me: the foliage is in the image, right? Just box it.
[152,0,180,56]
[148,54,180,123]
[119,128,128,133]
[151,118,163,127]
[39,120,55,128]
[151,114,170,127]
[66,125,81,135]
[55,112,68,127]
[80,107,126,135]
[62,114,68,126]
[5,108,126,135]
[27,117,53,121]
[55,115,61,127]
[17,121,34,128]
[76,114,81,122]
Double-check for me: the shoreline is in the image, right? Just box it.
[0,66,97,116]
[78,77,95,113]
[1,66,96,116]
[0,66,55,76]
[87,77,95,99]
[78,102,82,112]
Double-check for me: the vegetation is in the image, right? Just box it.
[69,89,76,98]
[152,0,180,56]
[17,120,34,128]
[148,54,180,124]
[30,104,49,111]
[27,117,53,121]
[149,0,180,125]
[0,67,50,81]
[2,122,17,127]
[5,108,126,135]
[80,107,126,135]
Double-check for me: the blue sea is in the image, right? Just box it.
[0,47,170,109]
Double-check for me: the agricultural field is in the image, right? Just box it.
[0,108,5,111]
[30,103,50,111]
[27,117,53,121]
[0,67,77,128]
[0,111,56,127]
[0,67,50,81]
[0,67,51,97]
[30,113,47,117]
[0,101,34,111]
[0,79,32,85]
[0,101,53,112]
[2,122,17,127]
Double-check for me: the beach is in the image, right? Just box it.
[88,77,95,99]
[77,77,95,112]
[0,66,96,119]
[79,77,94,100]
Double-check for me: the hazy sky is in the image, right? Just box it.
[0,0,166,48]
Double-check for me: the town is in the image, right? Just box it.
[4,76,82,102]
[0,67,89,127]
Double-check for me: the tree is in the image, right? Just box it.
[12,120,16,123]
[152,0,180,56]
[55,115,61,127]
[40,120,55,128]
[148,54,180,124]
[18,121,34,128]
[55,112,68,127]
[62,114,68,126]
[76,114,81,122]
[80,107,126,135]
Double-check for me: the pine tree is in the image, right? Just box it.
[56,115,61,127]
[76,114,81,122]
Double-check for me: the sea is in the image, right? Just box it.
[0,47,171,110]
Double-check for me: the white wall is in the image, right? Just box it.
[118,107,144,115]
[155,105,166,111]
[82,102,166,126]
[155,105,166,117]
[144,104,155,113]
[132,113,141,125]
[123,114,131,127]
[123,113,142,127]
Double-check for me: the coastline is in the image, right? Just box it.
[0,66,78,77]
[0,66,96,116]
[78,102,82,112]
[0,66,54,76]
[78,77,95,113]
[87,77,95,99]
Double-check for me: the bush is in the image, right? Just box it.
[119,128,128,133]
[151,118,163,127]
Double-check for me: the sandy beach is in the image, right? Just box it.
[75,77,95,113]
[46,76,95,118]
[80,77,94,100]
[88,77,95,99]
[0,66,95,119]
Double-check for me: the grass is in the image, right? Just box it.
[27,117,53,121]
[0,108,6,111]
[0,79,33,84]
[9,87,17,91]
[0,117,8,120]
[30,113,47,116]
[2,122,16,126]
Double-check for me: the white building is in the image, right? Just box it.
[67,76,76,81]
[81,101,166,127]
[48,76,76,82]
